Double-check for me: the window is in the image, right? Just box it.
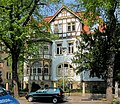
[54,24,63,33]
[44,45,49,54]
[72,22,75,31]
[67,22,75,32]
[59,24,62,33]
[57,65,62,76]
[6,72,12,80]
[69,65,74,76]
[38,68,42,75]
[61,10,66,17]
[44,64,49,75]
[39,45,49,55]
[76,40,80,48]
[54,24,59,33]
[68,42,74,54]
[64,64,68,76]
[67,23,71,32]
[27,65,30,74]
[57,43,62,55]
[33,68,36,74]
[6,72,8,79]
[38,63,42,75]
[57,63,74,77]
[31,62,42,75]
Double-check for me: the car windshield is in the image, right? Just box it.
[0,88,8,96]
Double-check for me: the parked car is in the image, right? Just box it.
[25,87,65,103]
[0,87,19,104]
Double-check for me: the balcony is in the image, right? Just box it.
[29,75,51,81]
[28,54,52,60]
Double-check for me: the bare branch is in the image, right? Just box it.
[22,0,40,26]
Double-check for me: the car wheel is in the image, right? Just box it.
[52,97,58,103]
[28,96,33,102]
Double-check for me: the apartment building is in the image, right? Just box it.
[24,5,104,92]
[0,43,12,89]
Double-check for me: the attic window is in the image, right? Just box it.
[54,24,59,33]
[54,24,63,33]
[67,22,75,32]
[61,10,66,17]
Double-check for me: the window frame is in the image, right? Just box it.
[56,43,62,55]
[67,22,76,32]
[57,63,74,77]
[68,42,74,54]
[44,64,49,75]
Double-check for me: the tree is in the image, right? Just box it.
[0,0,61,97]
[73,0,120,103]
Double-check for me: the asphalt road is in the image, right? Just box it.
[17,95,110,104]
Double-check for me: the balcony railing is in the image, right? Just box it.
[29,75,51,81]
[28,54,52,60]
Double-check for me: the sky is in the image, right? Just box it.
[39,0,79,16]
[64,0,76,4]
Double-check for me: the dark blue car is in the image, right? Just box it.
[0,87,19,104]
[25,87,65,103]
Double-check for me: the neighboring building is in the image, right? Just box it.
[24,39,53,91]
[24,5,104,92]
[0,43,12,89]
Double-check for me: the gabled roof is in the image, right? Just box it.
[43,5,83,23]
[43,5,105,34]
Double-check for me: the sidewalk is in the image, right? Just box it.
[17,97,28,104]
[67,95,109,104]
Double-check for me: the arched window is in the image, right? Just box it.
[57,63,74,77]
[31,62,42,75]
[44,64,49,75]
[38,63,42,75]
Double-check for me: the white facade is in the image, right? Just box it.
[49,6,103,89]
[23,6,103,90]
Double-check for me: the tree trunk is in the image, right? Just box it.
[106,2,117,103]
[106,52,115,103]
[12,53,19,97]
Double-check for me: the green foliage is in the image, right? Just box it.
[0,0,62,96]
[0,0,60,65]
[73,0,120,80]
[76,0,120,25]
[72,0,120,103]
[73,30,109,79]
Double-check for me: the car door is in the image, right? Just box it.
[45,89,53,99]
[33,90,45,100]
